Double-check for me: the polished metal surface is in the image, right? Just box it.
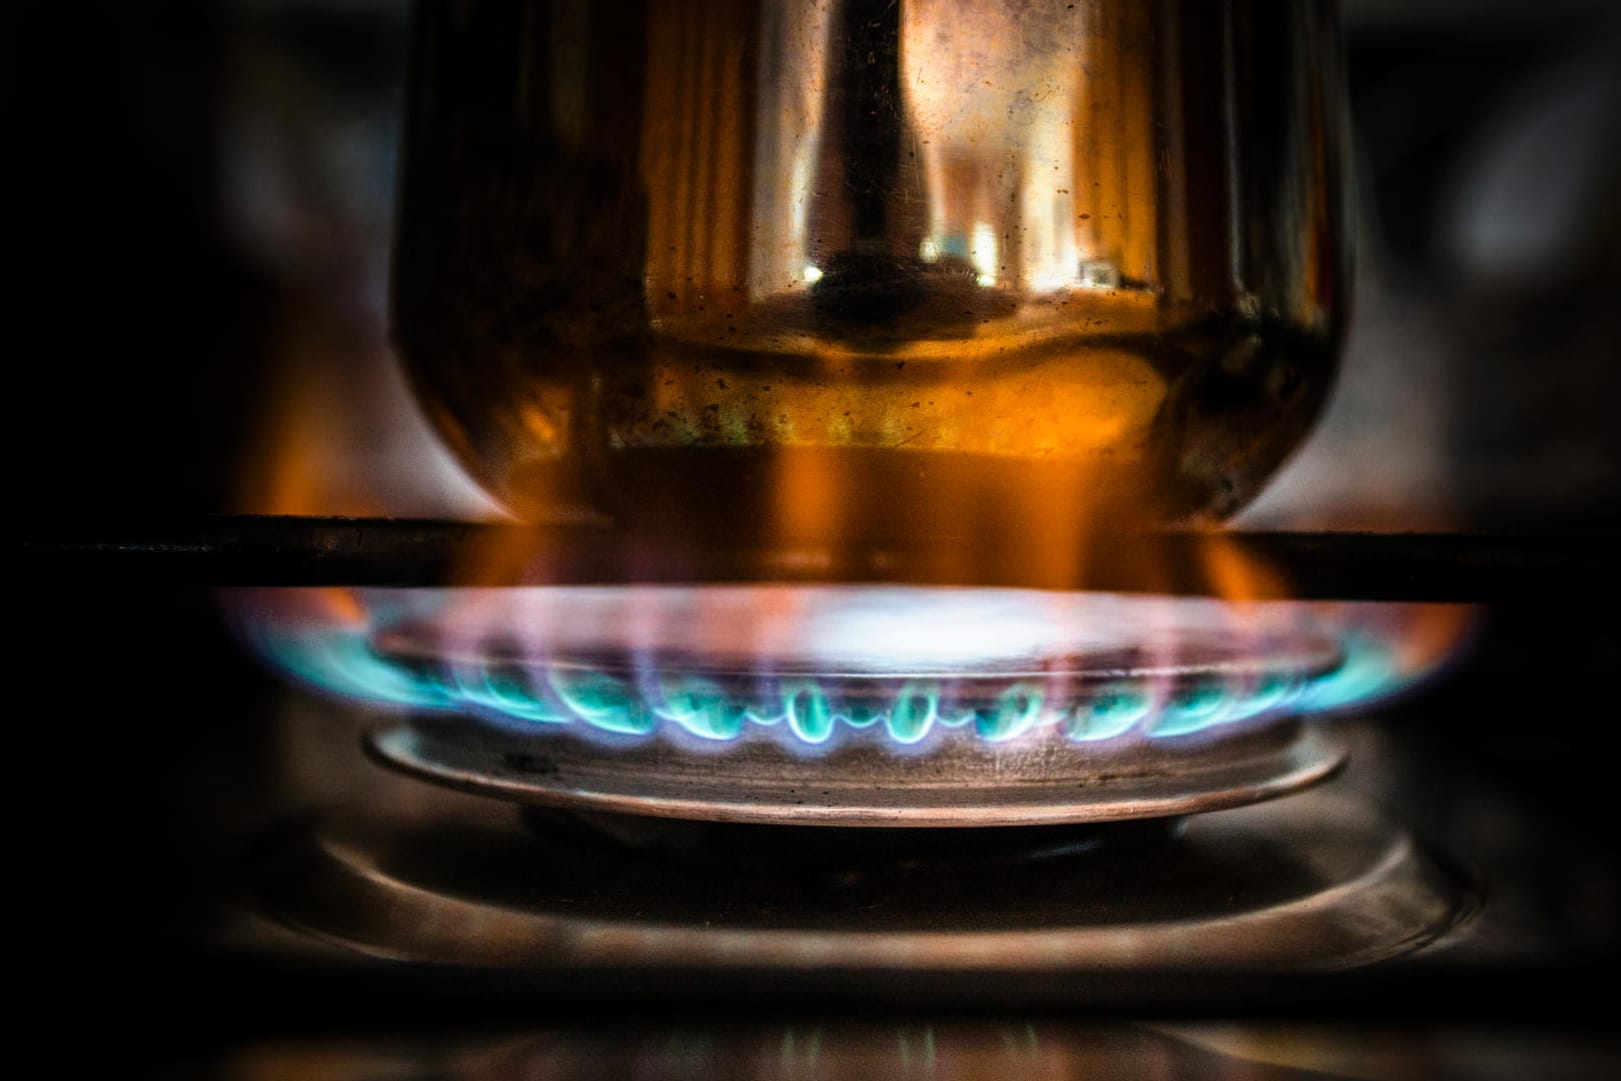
[367,717,1345,826]
[258,784,1474,971]
[394,0,1348,530]
[209,1023,1381,1080]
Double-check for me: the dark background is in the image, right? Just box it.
[10,0,1620,525]
[9,2,1619,1075]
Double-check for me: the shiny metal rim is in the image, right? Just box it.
[258,785,1477,971]
[366,716,1345,827]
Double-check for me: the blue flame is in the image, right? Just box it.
[887,683,939,744]
[1065,684,1154,741]
[654,675,746,741]
[550,669,653,735]
[1295,632,1415,713]
[974,684,1044,742]
[235,588,1465,751]
[454,665,569,724]
[253,619,457,711]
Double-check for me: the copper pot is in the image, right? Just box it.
[393,0,1349,542]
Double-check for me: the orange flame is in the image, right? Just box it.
[233,0,1473,719]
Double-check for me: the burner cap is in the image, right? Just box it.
[368,715,1343,826]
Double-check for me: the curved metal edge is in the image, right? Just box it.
[363,717,1347,827]
[255,788,1473,972]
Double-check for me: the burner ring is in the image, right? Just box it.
[366,715,1345,826]
[258,785,1476,971]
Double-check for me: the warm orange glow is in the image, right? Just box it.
[1072,0,1158,286]
[240,318,382,519]
[640,0,760,318]
[238,295,504,522]
[230,1,1458,696]
[226,3,1484,771]
[1198,533,1290,606]
[1385,602,1476,677]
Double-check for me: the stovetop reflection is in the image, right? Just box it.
[255,769,1470,972]
[24,586,1618,1078]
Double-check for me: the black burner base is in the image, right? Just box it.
[257,784,1477,971]
[521,805,1183,872]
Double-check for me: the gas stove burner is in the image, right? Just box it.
[369,716,1343,826]
[259,585,1394,825]
[259,786,1476,971]
[367,587,1346,747]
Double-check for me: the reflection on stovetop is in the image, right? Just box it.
[249,763,1471,973]
[23,586,1619,1078]
[204,1023,1618,1081]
